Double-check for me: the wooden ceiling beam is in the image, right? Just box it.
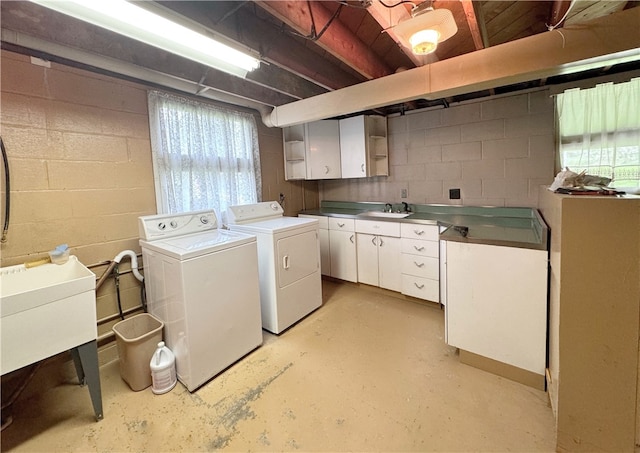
[461,0,486,50]
[254,0,393,79]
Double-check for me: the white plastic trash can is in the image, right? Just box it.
[112,313,164,391]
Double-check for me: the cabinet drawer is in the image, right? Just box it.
[401,254,439,279]
[355,219,400,237]
[299,214,328,229]
[401,223,439,241]
[401,238,438,258]
[328,217,355,232]
[402,275,439,302]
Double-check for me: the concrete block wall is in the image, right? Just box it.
[320,90,556,208]
[0,50,305,365]
[0,51,157,353]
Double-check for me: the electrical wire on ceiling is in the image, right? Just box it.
[291,0,344,42]
[336,0,373,9]
[378,0,417,9]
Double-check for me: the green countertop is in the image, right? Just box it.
[299,200,549,251]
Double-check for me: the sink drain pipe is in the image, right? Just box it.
[95,250,146,321]
[113,250,145,317]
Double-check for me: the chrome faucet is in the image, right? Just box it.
[401,202,410,213]
[384,203,393,213]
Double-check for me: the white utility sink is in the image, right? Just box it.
[1,255,97,375]
[361,211,411,219]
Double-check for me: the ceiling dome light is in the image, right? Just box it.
[409,29,440,55]
[393,6,458,55]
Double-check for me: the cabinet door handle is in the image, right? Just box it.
[371,236,377,246]
[324,165,329,174]
[414,229,425,235]
[283,255,290,270]
[414,282,425,289]
[361,163,365,173]
[349,234,354,244]
[379,237,384,246]
[413,261,424,268]
[337,222,345,228]
[413,245,425,252]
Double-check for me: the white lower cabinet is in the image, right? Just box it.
[400,223,440,303]
[298,216,439,300]
[328,218,357,282]
[299,214,330,276]
[445,241,548,376]
[355,220,401,292]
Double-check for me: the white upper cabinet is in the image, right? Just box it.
[339,115,389,179]
[284,115,388,180]
[283,120,341,180]
[283,124,306,180]
[305,120,341,180]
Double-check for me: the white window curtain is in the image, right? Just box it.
[147,91,262,215]
[556,77,640,189]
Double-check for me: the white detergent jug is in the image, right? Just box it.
[150,341,177,394]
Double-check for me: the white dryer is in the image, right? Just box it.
[226,202,322,334]
[139,210,262,392]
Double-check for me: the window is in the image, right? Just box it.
[147,90,261,215]
[556,78,640,189]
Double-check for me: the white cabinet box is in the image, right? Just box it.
[445,241,547,380]
[328,217,357,283]
[283,124,306,180]
[339,115,388,178]
[355,219,400,291]
[400,223,440,302]
[305,120,341,179]
[284,120,341,180]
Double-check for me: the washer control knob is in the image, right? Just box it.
[200,216,209,224]
[270,202,279,211]
[170,220,178,228]
[158,222,166,230]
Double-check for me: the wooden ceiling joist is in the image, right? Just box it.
[461,0,485,50]
[255,0,393,80]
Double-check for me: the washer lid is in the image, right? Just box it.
[227,216,318,235]
[140,229,255,260]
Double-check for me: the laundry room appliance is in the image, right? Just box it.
[139,210,262,392]
[226,202,322,334]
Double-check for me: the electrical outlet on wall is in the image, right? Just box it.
[449,188,461,200]
[401,188,408,198]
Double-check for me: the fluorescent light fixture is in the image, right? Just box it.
[394,7,457,55]
[30,0,260,78]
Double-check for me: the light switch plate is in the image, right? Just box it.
[401,188,408,198]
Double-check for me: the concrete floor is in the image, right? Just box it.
[2,280,556,452]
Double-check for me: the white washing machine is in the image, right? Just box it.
[226,202,322,334]
[139,210,262,392]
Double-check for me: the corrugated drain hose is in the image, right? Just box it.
[1,136,9,243]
